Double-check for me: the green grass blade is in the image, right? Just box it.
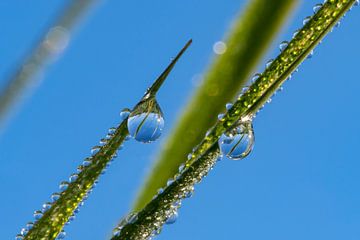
[113,1,358,239]
[21,42,190,240]
[0,0,96,130]
[133,0,298,211]
[24,121,129,240]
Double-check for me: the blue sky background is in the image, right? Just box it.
[1,0,360,239]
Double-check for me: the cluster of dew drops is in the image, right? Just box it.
[15,98,165,240]
[17,2,360,239]
[114,1,360,239]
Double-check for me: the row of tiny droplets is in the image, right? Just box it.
[16,109,132,240]
[113,1,359,239]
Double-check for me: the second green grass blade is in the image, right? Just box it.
[133,0,298,210]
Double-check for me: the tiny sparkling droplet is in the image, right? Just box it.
[20,228,28,235]
[265,60,273,69]
[279,41,289,52]
[69,173,78,183]
[313,3,322,13]
[165,211,178,224]
[225,103,233,110]
[120,108,131,120]
[91,146,101,156]
[178,164,185,173]
[15,234,24,240]
[51,193,60,202]
[56,230,66,239]
[33,210,43,220]
[303,16,311,25]
[59,181,69,191]
[217,113,225,120]
[42,202,52,212]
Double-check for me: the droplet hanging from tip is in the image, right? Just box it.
[127,97,164,143]
[218,120,255,160]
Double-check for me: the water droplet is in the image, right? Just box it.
[120,108,131,120]
[91,146,101,156]
[187,153,193,160]
[26,222,34,230]
[167,179,174,186]
[217,113,225,120]
[225,103,233,110]
[266,59,273,69]
[292,29,300,38]
[127,98,164,143]
[178,164,185,173]
[69,173,78,183]
[165,211,178,224]
[56,230,66,239]
[20,228,28,235]
[355,0,359,6]
[51,193,61,202]
[252,73,261,83]
[313,3,322,13]
[307,50,314,59]
[42,202,52,212]
[218,121,255,160]
[303,16,311,25]
[157,188,164,195]
[113,229,121,237]
[82,157,92,167]
[33,210,43,220]
[15,234,24,240]
[279,41,289,52]
[59,181,69,191]
[126,212,138,224]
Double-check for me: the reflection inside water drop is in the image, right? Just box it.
[127,97,164,143]
[218,121,255,160]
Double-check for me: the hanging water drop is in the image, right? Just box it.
[218,121,255,160]
[127,97,164,143]
[279,41,289,52]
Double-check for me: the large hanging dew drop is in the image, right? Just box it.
[218,121,255,160]
[127,97,164,143]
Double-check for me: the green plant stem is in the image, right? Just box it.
[117,0,357,239]
[134,0,298,211]
[146,40,192,98]
[24,121,128,240]
[22,41,190,240]
[0,0,96,129]
[112,144,220,240]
